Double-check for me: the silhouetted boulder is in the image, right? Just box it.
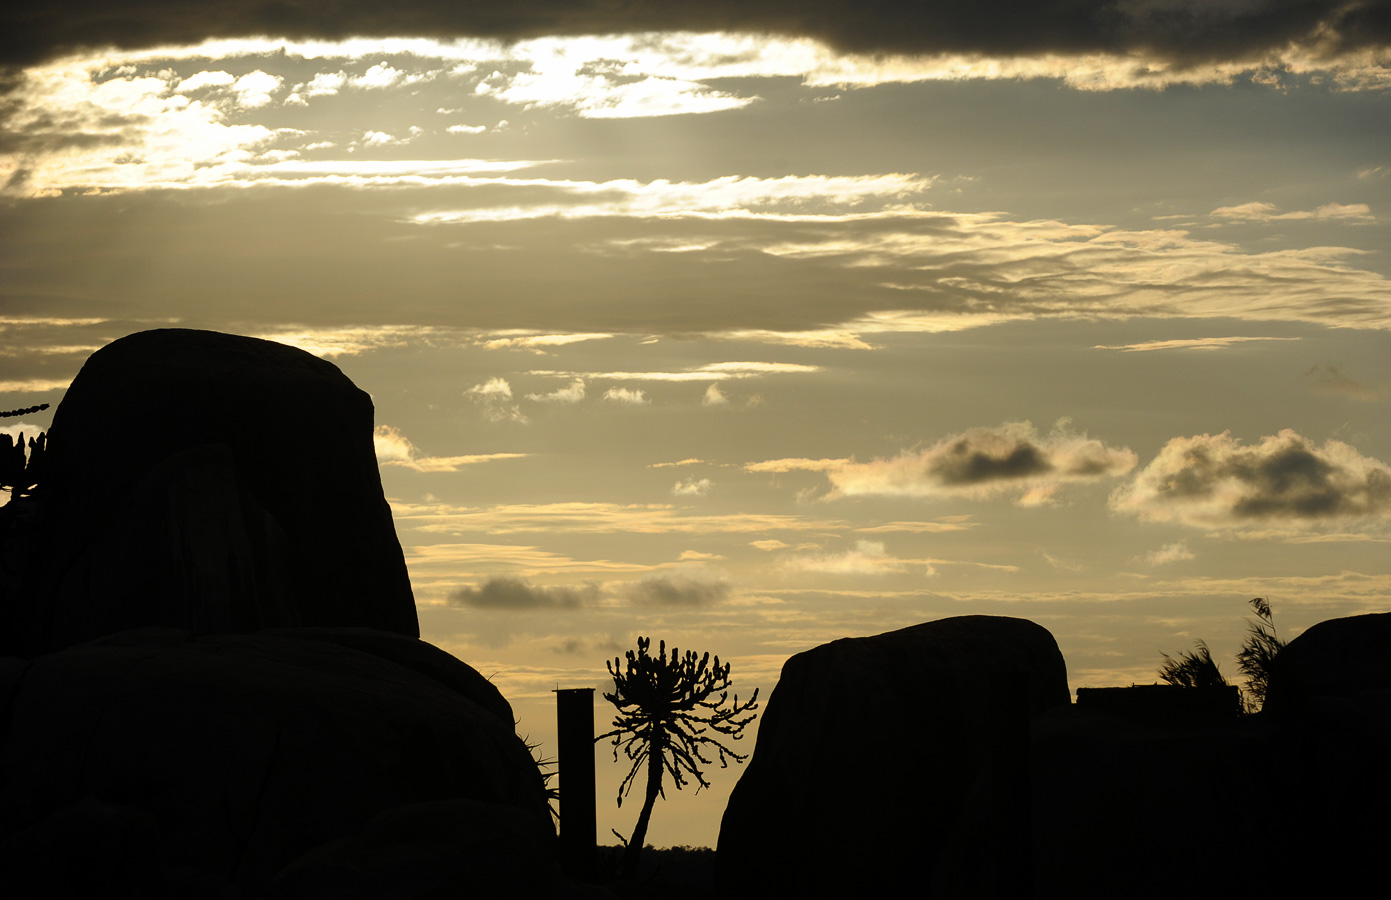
[266,798,610,899]
[1016,707,1290,899]
[715,615,1069,898]
[1021,685,1391,898]
[7,328,416,653]
[0,628,555,897]
[1264,611,1391,714]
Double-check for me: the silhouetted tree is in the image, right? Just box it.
[598,637,758,877]
[1158,639,1229,688]
[1236,597,1285,712]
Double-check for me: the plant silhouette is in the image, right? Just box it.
[1158,639,1228,689]
[1236,597,1285,711]
[0,403,48,499]
[598,637,758,877]
[1157,597,1287,711]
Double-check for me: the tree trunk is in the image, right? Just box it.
[620,730,665,878]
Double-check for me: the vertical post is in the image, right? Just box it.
[554,687,597,880]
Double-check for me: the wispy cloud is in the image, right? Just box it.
[1209,201,1375,224]
[648,458,705,468]
[525,378,586,403]
[1093,336,1302,352]
[1140,542,1195,566]
[779,539,1019,577]
[854,519,977,534]
[477,332,613,351]
[374,425,527,473]
[466,377,528,422]
[392,500,850,535]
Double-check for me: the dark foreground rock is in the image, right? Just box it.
[1020,675,1391,897]
[1264,611,1391,713]
[716,615,1070,898]
[0,628,573,898]
[6,328,416,654]
[0,331,602,898]
[716,612,1391,897]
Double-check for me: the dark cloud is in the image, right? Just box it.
[1111,429,1391,527]
[828,421,1137,501]
[931,437,1052,485]
[448,576,600,609]
[621,569,731,605]
[2,1,1387,68]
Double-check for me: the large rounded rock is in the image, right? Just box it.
[9,329,416,652]
[0,628,553,896]
[1264,611,1391,714]
[716,615,1069,898]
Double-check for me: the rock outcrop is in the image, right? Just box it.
[1264,611,1391,714]
[0,628,562,897]
[0,330,593,897]
[6,328,416,653]
[715,615,1070,898]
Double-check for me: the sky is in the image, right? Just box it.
[2,1,1390,848]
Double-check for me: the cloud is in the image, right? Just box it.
[449,576,600,609]
[702,383,728,406]
[604,386,648,404]
[4,2,1388,70]
[649,458,704,468]
[854,519,976,533]
[304,70,348,96]
[354,61,410,90]
[824,421,1136,502]
[526,377,586,403]
[1141,542,1195,566]
[392,500,850,535]
[534,362,821,382]
[744,457,848,473]
[413,173,932,223]
[374,424,527,472]
[232,70,282,107]
[176,70,235,92]
[0,379,74,393]
[1093,336,1302,352]
[252,325,444,357]
[672,477,712,496]
[466,377,528,422]
[749,539,790,551]
[479,332,613,351]
[485,65,750,118]
[1209,201,1376,223]
[780,539,906,575]
[619,567,731,606]
[1110,429,1391,529]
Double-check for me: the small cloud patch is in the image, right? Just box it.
[449,576,600,609]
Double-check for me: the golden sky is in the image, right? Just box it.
[3,1,1390,846]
